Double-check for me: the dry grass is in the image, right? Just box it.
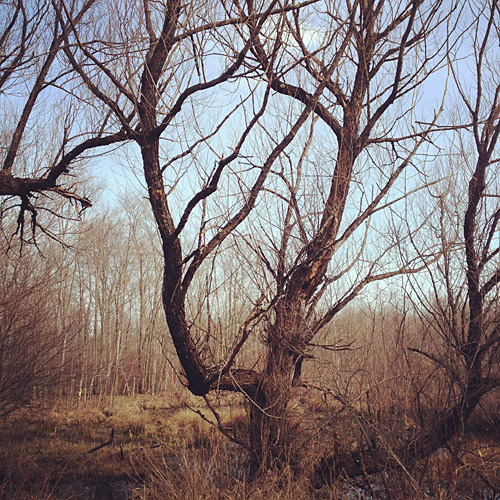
[1,395,500,499]
[130,443,323,500]
[0,395,248,499]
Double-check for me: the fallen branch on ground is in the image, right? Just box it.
[87,428,115,454]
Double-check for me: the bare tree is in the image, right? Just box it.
[312,0,500,484]
[222,0,456,471]
[408,0,500,461]
[0,0,126,245]
[50,0,319,458]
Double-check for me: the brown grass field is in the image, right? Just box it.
[1,394,500,499]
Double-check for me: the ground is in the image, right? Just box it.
[1,395,500,499]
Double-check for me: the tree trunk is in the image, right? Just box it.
[247,300,306,471]
[252,362,295,469]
